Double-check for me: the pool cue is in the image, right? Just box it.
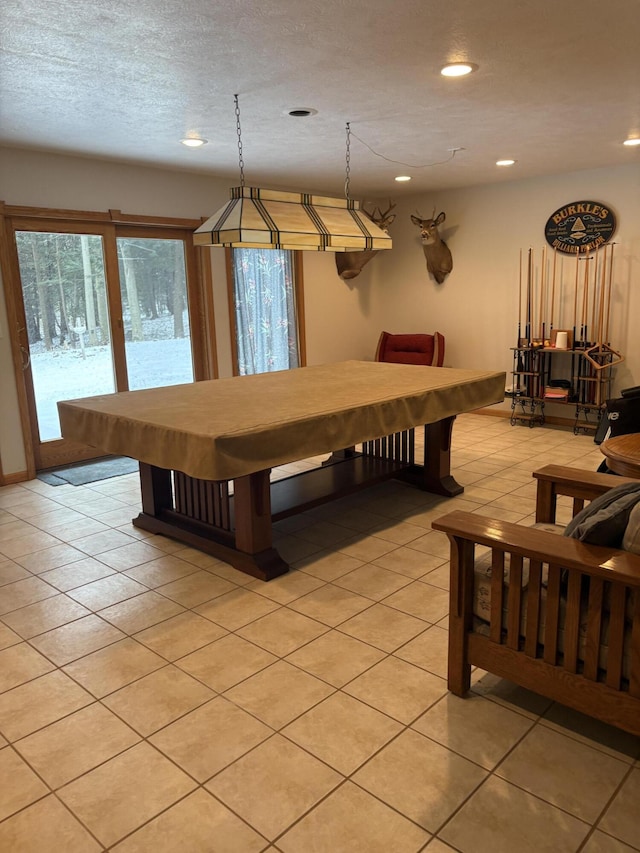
[549,248,557,331]
[572,251,579,349]
[540,246,549,347]
[525,248,532,395]
[591,244,599,347]
[581,251,589,346]
[604,242,615,343]
[540,246,546,343]
[516,249,524,388]
[517,248,522,346]
[597,244,607,344]
[558,253,564,327]
[526,248,532,346]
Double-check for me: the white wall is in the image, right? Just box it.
[1,147,639,475]
[303,252,381,364]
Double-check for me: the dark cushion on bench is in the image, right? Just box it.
[563,481,640,547]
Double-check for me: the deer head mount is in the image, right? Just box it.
[411,210,453,284]
[335,202,396,280]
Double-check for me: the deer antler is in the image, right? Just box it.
[362,202,395,223]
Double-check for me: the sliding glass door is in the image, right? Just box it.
[10,219,204,470]
[15,230,117,445]
[116,235,194,390]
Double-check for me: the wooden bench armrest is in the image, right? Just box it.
[432,510,640,587]
[534,464,636,496]
[533,464,638,524]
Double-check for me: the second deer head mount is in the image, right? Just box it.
[335,202,396,280]
[411,210,453,284]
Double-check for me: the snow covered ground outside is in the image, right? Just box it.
[32,337,193,441]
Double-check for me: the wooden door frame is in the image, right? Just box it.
[0,203,216,475]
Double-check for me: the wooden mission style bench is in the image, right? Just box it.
[432,464,640,736]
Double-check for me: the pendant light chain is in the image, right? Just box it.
[344,122,351,201]
[234,94,245,188]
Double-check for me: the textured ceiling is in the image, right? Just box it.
[1,0,639,196]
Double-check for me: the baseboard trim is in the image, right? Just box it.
[0,470,30,486]
[474,407,575,428]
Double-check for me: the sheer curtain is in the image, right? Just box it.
[232,248,300,375]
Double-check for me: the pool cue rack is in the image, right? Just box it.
[509,244,623,431]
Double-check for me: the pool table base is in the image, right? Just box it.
[133,418,461,580]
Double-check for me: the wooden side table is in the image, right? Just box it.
[600,433,640,478]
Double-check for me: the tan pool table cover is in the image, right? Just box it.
[58,361,505,481]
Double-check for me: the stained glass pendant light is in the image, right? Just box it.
[194,98,392,253]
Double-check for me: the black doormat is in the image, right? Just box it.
[37,457,139,486]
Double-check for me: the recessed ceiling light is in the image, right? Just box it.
[287,108,318,117]
[623,137,640,146]
[496,159,516,166]
[180,137,208,147]
[395,175,412,182]
[441,62,478,77]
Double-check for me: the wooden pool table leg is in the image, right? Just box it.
[422,416,464,496]
[231,470,290,580]
[234,471,275,554]
[139,463,173,515]
[134,463,288,581]
[397,416,463,496]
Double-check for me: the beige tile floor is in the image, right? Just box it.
[1,413,639,852]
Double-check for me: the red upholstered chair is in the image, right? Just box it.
[375,331,445,367]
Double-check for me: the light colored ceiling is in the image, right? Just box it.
[2,0,639,198]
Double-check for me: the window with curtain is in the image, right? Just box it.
[231,248,302,375]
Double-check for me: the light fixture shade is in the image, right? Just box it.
[194,186,393,252]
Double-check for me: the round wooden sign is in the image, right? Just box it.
[544,201,616,254]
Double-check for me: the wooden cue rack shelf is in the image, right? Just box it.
[510,243,624,432]
[509,345,615,432]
